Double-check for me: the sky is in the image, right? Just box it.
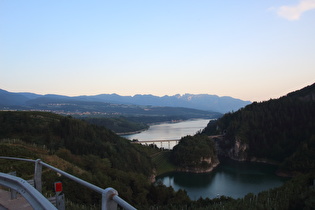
[1,0,314,102]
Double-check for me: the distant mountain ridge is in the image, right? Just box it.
[0,89,30,106]
[0,89,251,113]
[77,93,250,113]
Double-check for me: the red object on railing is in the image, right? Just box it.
[54,182,62,193]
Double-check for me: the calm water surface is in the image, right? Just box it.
[123,119,211,148]
[156,158,288,200]
[124,119,288,199]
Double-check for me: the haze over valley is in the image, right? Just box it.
[0,89,250,114]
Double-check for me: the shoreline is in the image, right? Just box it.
[223,156,295,178]
[117,118,211,136]
[154,156,291,178]
[117,120,186,136]
[117,128,148,136]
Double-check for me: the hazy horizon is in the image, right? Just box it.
[3,88,254,101]
[1,1,314,102]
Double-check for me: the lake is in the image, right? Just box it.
[156,158,288,200]
[123,118,211,149]
[124,119,288,200]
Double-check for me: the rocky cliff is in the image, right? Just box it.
[213,136,249,161]
[228,138,248,161]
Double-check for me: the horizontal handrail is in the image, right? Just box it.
[0,156,136,210]
[40,161,104,194]
[0,172,57,210]
[0,156,36,162]
[113,194,136,210]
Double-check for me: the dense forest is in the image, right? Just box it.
[0,111,152,174]
[0,111,192,208]
[202,83,315,174]
[1,138,314,209]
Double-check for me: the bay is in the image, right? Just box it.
[156,158,288,200]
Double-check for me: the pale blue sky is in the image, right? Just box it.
[1,0,315,101]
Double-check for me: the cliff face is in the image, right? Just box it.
[214,136,249,161]
[228,138,248,161]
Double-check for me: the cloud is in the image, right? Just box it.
[276,0,315,20]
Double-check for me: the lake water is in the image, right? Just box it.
[156,158,288,200]
[123,119,211,149]
[124,119,288,200]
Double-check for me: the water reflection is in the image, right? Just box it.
[163,172,215,188]
[156,158,288,199]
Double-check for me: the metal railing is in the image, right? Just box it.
[0,156,136,210]
[0,172,57,210]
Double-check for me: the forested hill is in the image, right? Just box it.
[0,111,193,208]
[0,111,152,175]
[1,106,315,208]
[202,83,315,173]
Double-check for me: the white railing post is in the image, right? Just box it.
[0,157,137,209]
[102,187,118,210]
[34,159,42,193]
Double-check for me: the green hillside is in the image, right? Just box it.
[202,83,315,174]
[0,111,196,208]
[0,111,153,174]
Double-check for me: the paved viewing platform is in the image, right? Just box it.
[0,189,32,210]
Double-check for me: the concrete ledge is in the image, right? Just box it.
[0,189,32,210]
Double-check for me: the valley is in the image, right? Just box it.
[0,83,315,209]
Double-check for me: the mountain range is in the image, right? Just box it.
[0,89,250,113]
